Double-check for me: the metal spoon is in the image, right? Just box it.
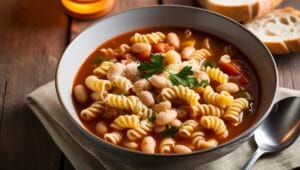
[244,97,300,170]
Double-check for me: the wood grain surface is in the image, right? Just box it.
[0,0,299,169]
[0,0,68,169]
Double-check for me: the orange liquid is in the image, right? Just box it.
[61,0,116,19]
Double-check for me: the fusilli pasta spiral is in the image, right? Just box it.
[99,48,118,58]
[223,98,249,125]
[202,86,233,108]
[202,66,228,84]
[116,44,130,54]
[191,131,218,149]
[104,132,122,144]
[200,116,228,138]
[160,85,200,106]
[191,104,224,118]
[93,61,115,77]
[127,120,154,141]
[85,75,112,100]
[111,76,133,94]
[159,138,175,153]
[80,101,105,120]
[189,49,211,61]
[110,115,140,130]
[127,96,155,119]
[130,32,165,44]
[104,94,153,119]
[178,120,198,138]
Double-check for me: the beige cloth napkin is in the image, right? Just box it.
[26,81,300,170]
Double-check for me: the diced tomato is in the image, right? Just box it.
[119,53,131,60]
[137,51,150,61]
[153,43,174,53]
[240,74,250,85]
[220,63,241,76]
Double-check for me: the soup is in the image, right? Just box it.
[72,28,260,154]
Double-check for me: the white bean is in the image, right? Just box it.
[152,100,172,113]
[173,145,192,153]
[131,43,151,55]
[216,82,239,93]
[95,121,108,135]
[167,32,180,48]
[149,75,171,89]
[170,119,182,127]
[137,91,155,107]
[181,46,195,60]
[132,79,151,93]
[193,70,210,83]
[219,54,231,64]
[165,50,181,65]
[123,141,139,150]
[141,136,156,154]
[155,110,177,126]
[154,125,166,133]
[74,84,88,103]
[91,92,103,101]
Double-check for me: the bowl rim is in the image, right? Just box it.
[55,4,278,157]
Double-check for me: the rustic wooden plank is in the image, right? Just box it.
[276,0,300,89]
[63,157,75,170]
[162,0,195,6]
[0,80,7,138]
[289,53,300,89]
[0,0,69,169]
[280,0,300,88]
[70,0,159,40]
[275,56,294,88]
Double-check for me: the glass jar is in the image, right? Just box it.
[61,0,116,19]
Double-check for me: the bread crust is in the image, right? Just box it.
[265,41,289,55]
[199,0,283,22]
[203,1,256,22]
[257,0,283,18]
[246,7,300,54]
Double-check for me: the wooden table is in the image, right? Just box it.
[0,0,299,169]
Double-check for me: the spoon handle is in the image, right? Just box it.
[243,148,266,170]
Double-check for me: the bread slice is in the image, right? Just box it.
[198,0,283,22]
[245,7,300,54]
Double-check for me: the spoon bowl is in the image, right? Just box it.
[244,97,300,170]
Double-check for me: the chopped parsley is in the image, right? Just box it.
[204,60,217,68]
[148,113,157,123]
[169,66,209,88]
[138,54,165,78]
[160,125,179,138]
[233,90,253,102]
[91,56,109,66]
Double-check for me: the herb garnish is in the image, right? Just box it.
[92,56,108,66]
[169,66,209,88]
[204,60,217,68]
[233,90,253,102]
[160,125,179,138]
[148,113,157,123]
[138,54,165,78]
